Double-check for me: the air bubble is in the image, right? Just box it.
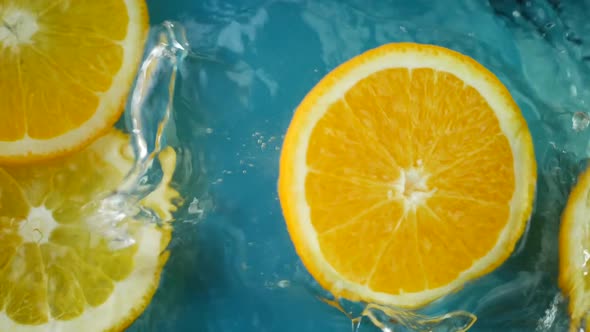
[277,280,291,288]
[572,112,589,132]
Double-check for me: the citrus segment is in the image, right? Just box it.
[279,43,536,307]
[0,129,180,331]
[0,0,149,163]
[559,167,590,331]
[0,168,29,218]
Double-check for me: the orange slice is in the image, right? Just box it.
[0,0,149,163]
[278,43,537,307]
[0,129,179,332]
[559,167,590,332]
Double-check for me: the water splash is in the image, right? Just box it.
[84,21,190,250]
[363,304,476,332]
[123,21,189,194]
[317,295,475,332]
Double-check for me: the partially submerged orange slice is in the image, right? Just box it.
[278,43,537,307]
[0,129,179,332]
[0,0,149,163]
[559,167,590,332]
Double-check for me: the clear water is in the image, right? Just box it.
[123,0,590,331]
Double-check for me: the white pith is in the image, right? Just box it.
[0,8,38,50]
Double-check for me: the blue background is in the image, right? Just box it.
[128,1,590,331]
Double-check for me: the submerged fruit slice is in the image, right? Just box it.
[0,129,180,331]
[279,43,536,307]
[0,0,148,163]
[560,167,590,332]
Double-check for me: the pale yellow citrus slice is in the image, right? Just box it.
[278,43,537,307]
[0,0,148,163]
[559,167,590,332]
[0,129,180,331]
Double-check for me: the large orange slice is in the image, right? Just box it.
[278,43,537,307]
[0,0,149,163]
[559,167,590,332]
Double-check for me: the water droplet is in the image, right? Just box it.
[572,112,590,132]
[277,280,290,288]
[188,198,204,216]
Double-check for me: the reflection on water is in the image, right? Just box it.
[126,0,590,331]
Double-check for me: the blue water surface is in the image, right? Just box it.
[128,1,590,331]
